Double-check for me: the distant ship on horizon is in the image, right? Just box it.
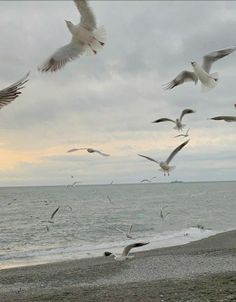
[170,180,184,183]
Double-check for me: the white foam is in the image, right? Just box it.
[0,227,220,270]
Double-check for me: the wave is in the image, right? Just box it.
[0,227,220,270]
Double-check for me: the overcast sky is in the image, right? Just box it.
[0,0,236,186]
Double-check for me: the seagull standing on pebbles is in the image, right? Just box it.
[164,46,236,90]
[38,0,106,72]
[153,109,195,131]
[138,140,190,176]
[67,147,110,157]
[104,242,149,261]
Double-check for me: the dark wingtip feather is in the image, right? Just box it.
[104,251,112,257]
[134,242,149,248]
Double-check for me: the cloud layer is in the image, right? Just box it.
[0,1,236,186]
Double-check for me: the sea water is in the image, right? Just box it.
[0,181,235,269]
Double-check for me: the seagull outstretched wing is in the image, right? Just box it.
[210,116,236,122]
[93,150,110,157]
[202,46,236,73]
[138,154,160,164]
[179,109,195,121]
[165,140,190,165]
[152,118,176,124]
[50,206,60,220]
[163,70,198,90]
[38,39,85,73]
[0,73,29,109]
[74,0,97,30]
[67,148,87,153]
[122,242,149,257]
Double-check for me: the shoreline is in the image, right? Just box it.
[1,230,236,301]
[0,227,218,271]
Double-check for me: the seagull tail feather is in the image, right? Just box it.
[93,25,106,45]
[83,26,106,56]
[201,72,219,92]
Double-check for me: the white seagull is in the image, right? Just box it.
[160,206,170,221]
[105,221,133,239]
[163,46,236,90]
[140,176,157,183]
[153,109,195,131]
[175,128,190,138]
[104,242,149,261]
[67,147,110,157]
[38,0,106,72]
[0,73,29,110]
[106,195,116,207]
[138,140,190,176]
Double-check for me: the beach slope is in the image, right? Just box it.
[0,230,236,302]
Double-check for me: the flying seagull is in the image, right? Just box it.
[105,221,133,239]
[104,242,149,261]
[140,176,157,183]
[210,116,236,122]
[138,139,190,176]
[160,206,170,221]
[209,104,236,122]
[140,179,151,183]
[67,147,110,157]
[0,73,29,110]
[106,195,116,206]
[175,128,190,138]
[38,0,106,72]
[153,109,195,131]
[163,46,236,90]
[50,206,60,221]
[70,181,80,187]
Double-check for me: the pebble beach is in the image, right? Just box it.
[1,230,236,302]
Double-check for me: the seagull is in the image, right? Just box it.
[210,116,236,122]
[50,206,60,221]
[140,179,151,183]
[140,176,157,183]
[0,73,29,109]
[104,242,149,261]
[209,104,236,122]
[153,109,195,131]
[160,206,170,221]
[175,128,190,138]
[70,181,80,187]
[106,195,116,206]
[105,221,133,239]
[38,0,106,72]
[138,139,190,176]
[163,46,236,90]
[67,147,110,157]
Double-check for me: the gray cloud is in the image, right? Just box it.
[0,1,235,185]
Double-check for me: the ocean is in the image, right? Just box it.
[0,181,235,269]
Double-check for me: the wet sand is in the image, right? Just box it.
[0,230,236,301]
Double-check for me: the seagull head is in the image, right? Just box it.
[104,251,113,257]
[64,20,74,32]
[64,20,72,25]
[191,61,196,66]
